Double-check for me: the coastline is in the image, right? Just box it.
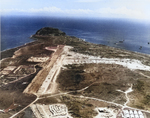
[1,36,150,59]
[2,16,150,55]
[0,41,38,59]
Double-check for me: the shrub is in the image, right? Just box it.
[135,80,144,92]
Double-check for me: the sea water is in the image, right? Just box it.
[1,16,150,54]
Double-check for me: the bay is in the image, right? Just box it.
[1,16,150,54]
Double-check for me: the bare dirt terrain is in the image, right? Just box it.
[23,45,64,94]
[0,27,150,118]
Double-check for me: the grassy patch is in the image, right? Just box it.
[143,95,150,105]
[36,97,58,105]
[130,78,150,110]
[57,63,144,104]
[83,82,126,104]
[134,80,144,92]
[57,64,96,91]
[0,89,36,109]
[60,95,97,118]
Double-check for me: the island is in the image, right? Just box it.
[0,27,150,118]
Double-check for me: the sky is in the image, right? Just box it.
[0,0,150,20]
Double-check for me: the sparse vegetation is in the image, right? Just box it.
[60,95,97,118]
[0,89,36,109]
[0,27,150,117]
[83,82,126,104]
[36,97,58,105]
[57,63,149,105]
[135,80,145,92]
[143,95,150,105]
[129,77,150,111]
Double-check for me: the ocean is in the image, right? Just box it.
[1,16,150,54]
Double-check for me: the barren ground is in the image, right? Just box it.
[0,34,150,118]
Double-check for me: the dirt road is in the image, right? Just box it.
[11,45,150,118]
[23,45,64,94]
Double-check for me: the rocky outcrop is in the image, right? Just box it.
[34,27,66,36]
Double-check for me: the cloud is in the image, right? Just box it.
[76,0,102,2]
[28,7,92,14]
[96,7,146,19]
[0,7,93,15]
[29,7,63,13]
[65,9,93,14]
[0,6,147,20]
[0,8,26,13]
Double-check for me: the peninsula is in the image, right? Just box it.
[0,27,150,118]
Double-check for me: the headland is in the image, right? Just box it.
[0,27,150,118]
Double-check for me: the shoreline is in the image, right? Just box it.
[1,37,150,59]
[1,33,150,57]
[1,40,150,56]
[0,41,39,59]
[1,40,36,52]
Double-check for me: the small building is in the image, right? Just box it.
[130,114,135,118]
[134,114,139,118]
[138,111,143,115]
[120,109,145,118]
[123,110,130,118]
[130,110,134,115]
[139,115,144,118]
[134,110,138,115]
